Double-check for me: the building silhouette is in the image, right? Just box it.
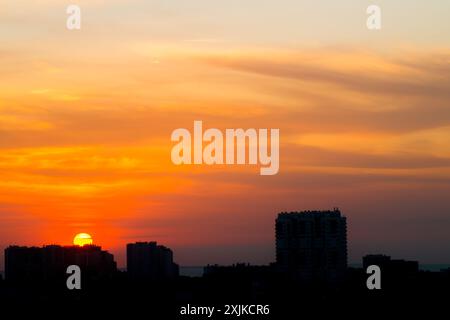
[363,254,419,279]
[127,242,179,280]
[275,208,347,282]
[1,211,449,315]
[5,245,116,283]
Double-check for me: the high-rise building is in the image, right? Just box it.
[275,208,347,282]
[127,242,179,280]
[4,245,117,283]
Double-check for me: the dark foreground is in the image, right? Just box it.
[0,267,449,318]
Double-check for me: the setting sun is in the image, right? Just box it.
[73,233,93,247]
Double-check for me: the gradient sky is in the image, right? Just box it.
[1,1,450,268]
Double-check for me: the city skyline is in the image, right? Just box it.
[2,208,447,316]
[1,209,448,271]
[1,209,432,274]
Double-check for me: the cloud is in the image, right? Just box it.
[201,49,450,98]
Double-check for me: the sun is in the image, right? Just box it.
[73,233,93,246]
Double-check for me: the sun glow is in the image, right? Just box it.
[73,233,93,246]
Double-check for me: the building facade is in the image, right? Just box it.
[276,208,347,282]
[5,245,116,283]
[127,242,179,280]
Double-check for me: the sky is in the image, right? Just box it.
[1,1,450,268]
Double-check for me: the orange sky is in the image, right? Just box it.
[1,1,450,268]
